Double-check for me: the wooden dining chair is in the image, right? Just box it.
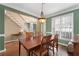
[32,36,49,56]
[48,34,59,55]
[18,32,34,56]
[18,33,23,56]
[35,32,43,38]
[25,32,33,40]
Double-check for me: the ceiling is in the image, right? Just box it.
[2,3,79,18]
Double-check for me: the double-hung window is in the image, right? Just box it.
[52,13,73,41]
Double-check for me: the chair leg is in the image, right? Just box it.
[46,53,49,56]
[57,47,58,52]
[30,51,33,56]
[19,41,21,56]
[56,46,58,56]
[53,47,54,55]
[27,50,30,56]
[56,45,58,52]
[47,49,49,56]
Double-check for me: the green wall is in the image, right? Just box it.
[0,5,4,51]
[74,9,79,35]
[0,6,4,34]
[46,18,51,32]
[0,37,4,50]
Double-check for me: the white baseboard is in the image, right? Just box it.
[58,43,68,46]
[0,48,6,53]
[5,40,18,43]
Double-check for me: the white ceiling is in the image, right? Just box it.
[2,3,79,17]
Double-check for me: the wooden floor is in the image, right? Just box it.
[0,41,69,56]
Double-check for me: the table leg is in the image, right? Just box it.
[19,41,21,56]
[27,50,30,56]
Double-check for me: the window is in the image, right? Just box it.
[33,24,36,32]
[25,23,34,32]
[52,16,61,38]
[52,13,73,41]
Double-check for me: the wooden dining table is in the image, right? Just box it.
[19,36,54,56]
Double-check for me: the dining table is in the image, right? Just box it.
[18,35,54,56]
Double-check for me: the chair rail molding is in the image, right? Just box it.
[0,34,5,37]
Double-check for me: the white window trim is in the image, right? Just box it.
[46,32,52,34]
[72,12,74,41]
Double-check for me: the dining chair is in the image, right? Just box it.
[48,34,59,55]
[18,32,23,56]
[44,35,53,55]
[25,32,33,40]
[32,36,49,56]
[18,32,34,56]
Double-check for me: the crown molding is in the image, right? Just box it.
[47,4,79,18]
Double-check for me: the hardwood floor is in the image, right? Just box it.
[0,41,69,56]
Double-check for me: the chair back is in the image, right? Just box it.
[34,32,43,40]
[41,36,47,46]
[41,35,52,49]
[18,32,24,41]
[54,34,58,42]
[39,36,48,55]
[26,32,33,40]
[46,35,52,43]
[53,34,59,48]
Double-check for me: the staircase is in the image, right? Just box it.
[5,10,37,31]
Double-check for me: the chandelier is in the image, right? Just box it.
[38,3,46,23]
